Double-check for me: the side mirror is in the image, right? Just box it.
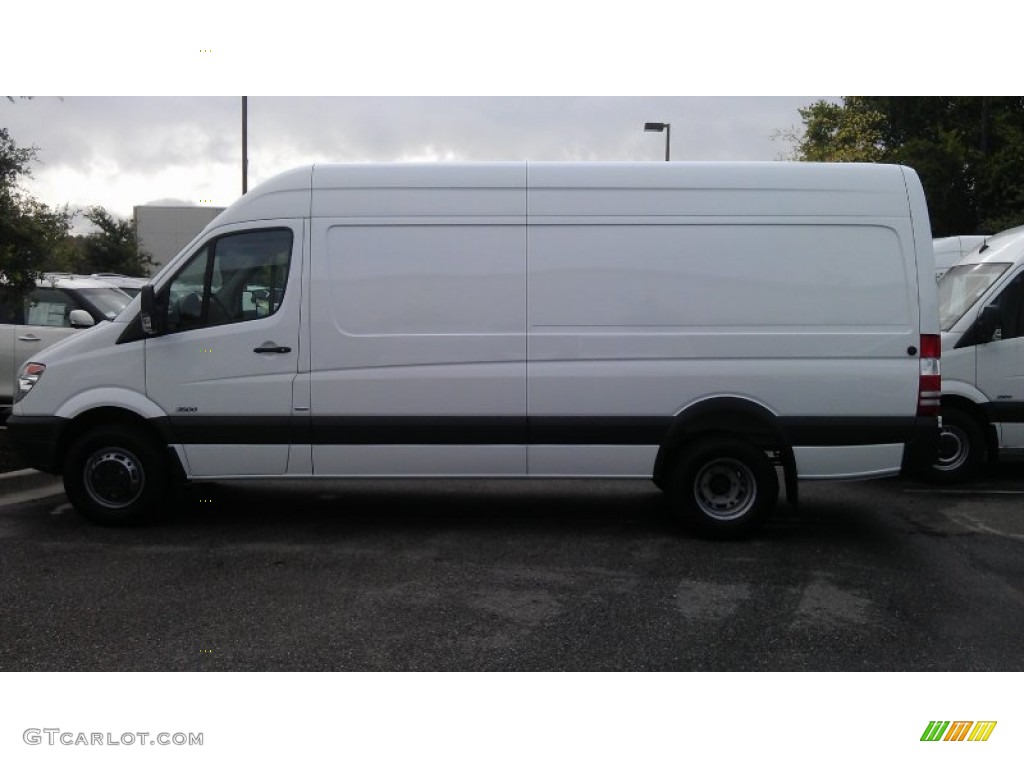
[976,303,1000,343]
[139,284,166,336]
[68,309,95,329]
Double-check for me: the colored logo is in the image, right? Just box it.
[921,721,997,742]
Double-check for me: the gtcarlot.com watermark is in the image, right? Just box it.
[24,728,203,747]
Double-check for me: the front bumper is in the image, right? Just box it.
[5,416,67,475]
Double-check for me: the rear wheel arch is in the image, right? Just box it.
[654,397,791,484]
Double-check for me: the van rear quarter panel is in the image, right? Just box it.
[527,220,919,420]
[525,163,922,478]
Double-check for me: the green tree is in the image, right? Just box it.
[787,97,1024,237]
[793,98,886,162]
[0,127,73,314]
[76,206,154,276]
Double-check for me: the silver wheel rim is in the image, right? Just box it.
[83,447,144,509]
[693,458,757,521]
[935,425,969,472]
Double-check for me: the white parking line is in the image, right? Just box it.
[0,484,66,508]
[947,512,1024,543]
[903,488,1024,495]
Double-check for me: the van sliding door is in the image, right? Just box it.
[308,220,527,476]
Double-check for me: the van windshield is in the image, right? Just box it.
[938,263,1011,331]
[76,287,133,321]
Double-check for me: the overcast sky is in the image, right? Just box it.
[3,96,828,228]
[2,2,1007,234]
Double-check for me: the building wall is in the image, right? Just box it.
[134,206,225,272]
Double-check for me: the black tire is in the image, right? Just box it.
[63,425,168,526]
[669,436,778,538]
[924,409,987,484]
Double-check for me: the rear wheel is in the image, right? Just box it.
[669,436,778,538]
[924,409,987,484]
[63,425,168,525]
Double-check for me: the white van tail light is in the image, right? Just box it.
[14,362,46,403]
[917,334,941,416]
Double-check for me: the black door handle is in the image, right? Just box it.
[253,345,291,354]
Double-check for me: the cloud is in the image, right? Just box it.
[2,96,825,220]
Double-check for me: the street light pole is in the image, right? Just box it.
[242,96,249,194]
[644,121,671,161]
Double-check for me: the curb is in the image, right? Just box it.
[0,468,65,505]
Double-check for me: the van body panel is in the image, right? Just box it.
[527,161,911,218]
[977,330,1024,412]
[523,167,927,478]
[936,372,987,405]
[1001,423,1024,449]
[17,320,143,417]
[792,444,906,479]
[312,445,526,477]
[312,162,526,218]
[900,167,936,334]
[306,167,528,476]
[205,166,313,230]
[528,359,917,418]
[529,445,659,477]
[54,388,166,421]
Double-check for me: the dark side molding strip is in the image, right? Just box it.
[156,415,923,447]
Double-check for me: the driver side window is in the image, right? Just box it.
[163,228,293,334]
[991,272,1024,343]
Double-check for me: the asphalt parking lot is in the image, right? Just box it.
[0,465,1022,671]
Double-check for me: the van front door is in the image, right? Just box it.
[145,223,303,476]
[976,270,1024,449]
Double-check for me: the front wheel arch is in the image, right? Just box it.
[57,408,184,485]
[922,404,990,484]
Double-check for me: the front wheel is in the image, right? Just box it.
[63,426,168,525]
[923,409,987,484]
[669,437,778,538]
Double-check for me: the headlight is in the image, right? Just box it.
[14,362,46,403]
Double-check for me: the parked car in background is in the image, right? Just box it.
[926,225,1024,481]
[90,273,149,297]
[0,275,131,421]
[933,235,988,280]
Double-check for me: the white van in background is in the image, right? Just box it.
[926,225,1024,481]
[933,235,988,279]
[8,162,940,536]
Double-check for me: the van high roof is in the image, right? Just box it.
[204,161,920,234]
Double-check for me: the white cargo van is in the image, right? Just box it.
[925,225,1024,481]
[7,162,940,536]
